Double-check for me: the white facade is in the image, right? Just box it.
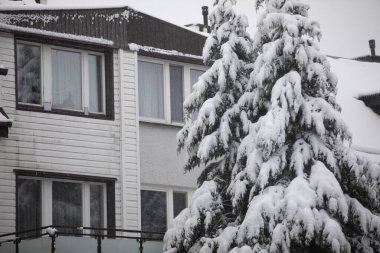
[0,29,206,235]
[0,32,140,233]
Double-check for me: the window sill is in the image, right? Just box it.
[139,117,184,127]
[16,104,113,121]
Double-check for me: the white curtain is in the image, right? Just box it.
[170,65,183,122]
[89,55,103,113]
[138,61,164,119]
[52,49,82,111]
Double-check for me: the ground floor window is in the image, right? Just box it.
[140,188,189,236]
[16,172,112,235]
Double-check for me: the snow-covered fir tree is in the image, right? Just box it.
[165,0,380,253]
[164,0,254,252]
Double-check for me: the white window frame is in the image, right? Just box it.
[16,41,106,115]
[140,185,194,228]
[138,56,207,126]
[18,176,107,228]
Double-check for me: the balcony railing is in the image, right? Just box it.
[0,226,165,253]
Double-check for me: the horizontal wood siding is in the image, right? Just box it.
[0,32,139,233]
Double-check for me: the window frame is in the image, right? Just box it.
[17,176,107,229]
[140,185,193,230]
[15,169,116,234]
[137,56,207,126]
[15,37,113,120]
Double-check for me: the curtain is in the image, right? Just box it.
[170,65,183,122]
[52,181,82,233]
[17,178,42,236]
[52,49,82,111]
[89,55,103,113]
[138,61,164,119]
[90,184,104,234]
[17,43,42,105]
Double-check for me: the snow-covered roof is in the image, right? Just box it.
[0,108,12,126]
[0,23,114,46]
[330,57,380,162]
[128,43,203,61]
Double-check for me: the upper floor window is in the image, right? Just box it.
[138,58,205,124]
[16,40,111,118]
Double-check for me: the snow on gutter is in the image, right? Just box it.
[0,23,114,46]
[128,43,202,61]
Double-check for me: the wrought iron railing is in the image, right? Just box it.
[0,226,165,253]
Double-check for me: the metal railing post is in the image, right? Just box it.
[14,238,20,253]
[138,238,145,253]
[50,233,56,253]
[96,235,102,253]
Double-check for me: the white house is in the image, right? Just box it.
[0,5,207,251]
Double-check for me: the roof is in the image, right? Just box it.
[330,57,380,162]
[0,6,207,64]
[0,107,12,127]
[353,55,380,63]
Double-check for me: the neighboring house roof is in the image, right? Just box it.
[0,6,207,64]
[330,57,380,163]
[354,55,380,63]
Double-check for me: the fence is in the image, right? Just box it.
[0,226,165,253]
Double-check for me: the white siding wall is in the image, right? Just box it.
[0,32,139,233]
[119,49,140,230]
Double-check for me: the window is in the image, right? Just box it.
[138,57,206,124]
[17,177,107,234]
[17,178,42,235]
[140,188,189,236]
[190,69,205,120]
[190,69,204,88]
[173,191,187,217]
[138,61,164,119]
[16,43,42,105]
[16,40,109,117]
[170,65,184,123]
[141,190,167,234]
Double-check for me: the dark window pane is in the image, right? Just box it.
[89,54,104,113]
[52,49,82,111]
[17,178,41,236]
[17,43,42,105]
[141,190,166,238]
[173,192,187,218]
[138,61,164,119]
[170,65,183,122]
[90,184,104,234]
[52,181,82,233]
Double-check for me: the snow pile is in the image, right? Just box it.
[0,13,58,25]
[0,113,11,123]
[128,43,202,60]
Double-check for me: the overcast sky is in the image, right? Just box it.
[46,0,380,58]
